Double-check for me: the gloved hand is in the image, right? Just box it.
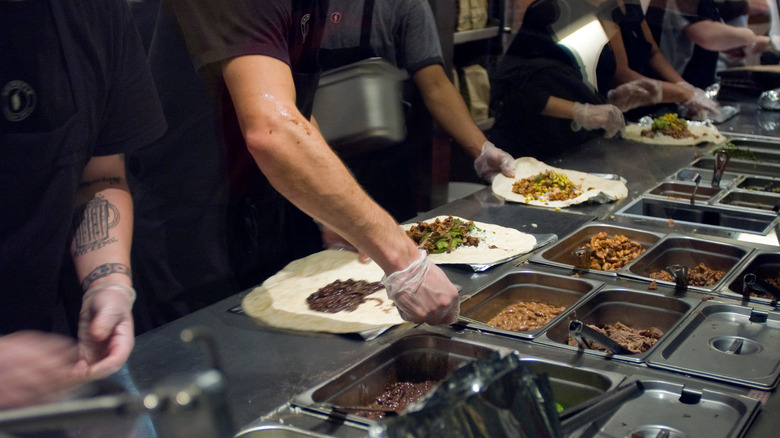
[473,141,515,182]
[78,282,135,379]
[381,250,459,325]
[607,78,663,111]
[677,81,722,121]
[0,331,87,409]
[570,102,625,138]
[317,221,370,263]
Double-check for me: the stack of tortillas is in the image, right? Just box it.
[492,157,628,207]
[242,250,404,334]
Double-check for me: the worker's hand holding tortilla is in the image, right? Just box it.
[381,250,460,325]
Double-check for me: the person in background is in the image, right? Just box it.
[319,0,516,221]
[597,0,722,121]
[488,0,658,161]
[0,0,166,408]
[646,0,772,89]
[159,0,459,326]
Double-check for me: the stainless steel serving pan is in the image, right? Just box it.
[619,235,753,293]
[568,378,761,438]
[457,270,604,339]
[721,250,780,304]
[535,288,699,364]
[529,223,665,277]
[646,301,780,389]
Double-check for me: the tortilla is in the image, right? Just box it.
[401,215,537,265]
[623,121,725,146]
[242,250,404,333]
[492,157,628,207]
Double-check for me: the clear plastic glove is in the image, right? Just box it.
[317,221,370,263]
[0,331,88,409]
[381,250,459,325]
[607,78,663,111]
[473,141,515,182]
[78,282,135,379]
[570,102,625,138]
[677,82,722,121]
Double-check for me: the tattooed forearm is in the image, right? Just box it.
[78,176,123,190]
[72,194,121,256]
[81,263,132,292]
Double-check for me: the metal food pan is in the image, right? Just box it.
[691,156,780,178]
[529,223,664,277]
[536,288,697,363]
[646,302,780,389]
[725,146,780,164]
[620,235,752,292]
[235,423,336,438]
[646,181,722,203]
[291,332,509,423]
[458,270,604,339]
[614,197,778,235]
[716,190,780,212]
[737,175,780,193]
[569,378,761,438]
[722,250,780,303]
[727,137,780,150]
[673,167,740,188]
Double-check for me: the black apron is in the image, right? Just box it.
[0,1,90,334]
[316,0,418,222]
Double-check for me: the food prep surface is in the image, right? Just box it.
[119,99,780,438]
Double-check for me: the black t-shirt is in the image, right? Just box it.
[0,0,166,333]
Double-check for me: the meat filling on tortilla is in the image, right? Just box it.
[640,113,694,139]
[511,170,584,202]
[406,216,481,254]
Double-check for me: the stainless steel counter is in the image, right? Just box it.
[122,98,780,437]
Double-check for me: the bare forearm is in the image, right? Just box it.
[541,96,576,119]
[414,66,487,159]
[685,21,756,51]
[71,158,133,292]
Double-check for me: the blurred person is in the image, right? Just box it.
[319,0,515,221]
[597,0,722,120]
[488,0,640,161]
[646,0,772,89]
[156,0,460,326]
[0,0,166,408]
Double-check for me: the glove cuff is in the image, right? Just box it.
[381,249,428,295]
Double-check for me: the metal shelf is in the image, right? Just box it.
[453,25,500,44]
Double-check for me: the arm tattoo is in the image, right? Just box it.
[81,263,132,292]
[73,194,120,256]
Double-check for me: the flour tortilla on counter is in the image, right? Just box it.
[623,121,726,146]
[401,215,537,265]
[242,250,404,333]
[492,157,628,207]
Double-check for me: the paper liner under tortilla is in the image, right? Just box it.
[623,120,726,146]
[400,215,537,266]
[242,250,404,334]
[491,157,628,207]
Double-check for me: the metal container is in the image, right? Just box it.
[529,223,664,277]
[647,182,721,203]
[537,288,697,363]
[312,58,407,157]
[235,423,335,438]
[690,156,780,178]
[646,301,780,389]
[290,331,624,425]
[673,167,740,188]
[727,137,780,151]
[620,235,752,292]
[614,197,779,235]
[716,190,780,212]
[569,378,761,438]
[736,175,780,193]
[458,270,604,339]
[291,332,508,424]
[722,250,780,303]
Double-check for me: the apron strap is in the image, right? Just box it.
[360,0,374,49]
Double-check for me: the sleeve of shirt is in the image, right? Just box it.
[94,0,166,156]
[397,0,444,75]
[164,0,291,71]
